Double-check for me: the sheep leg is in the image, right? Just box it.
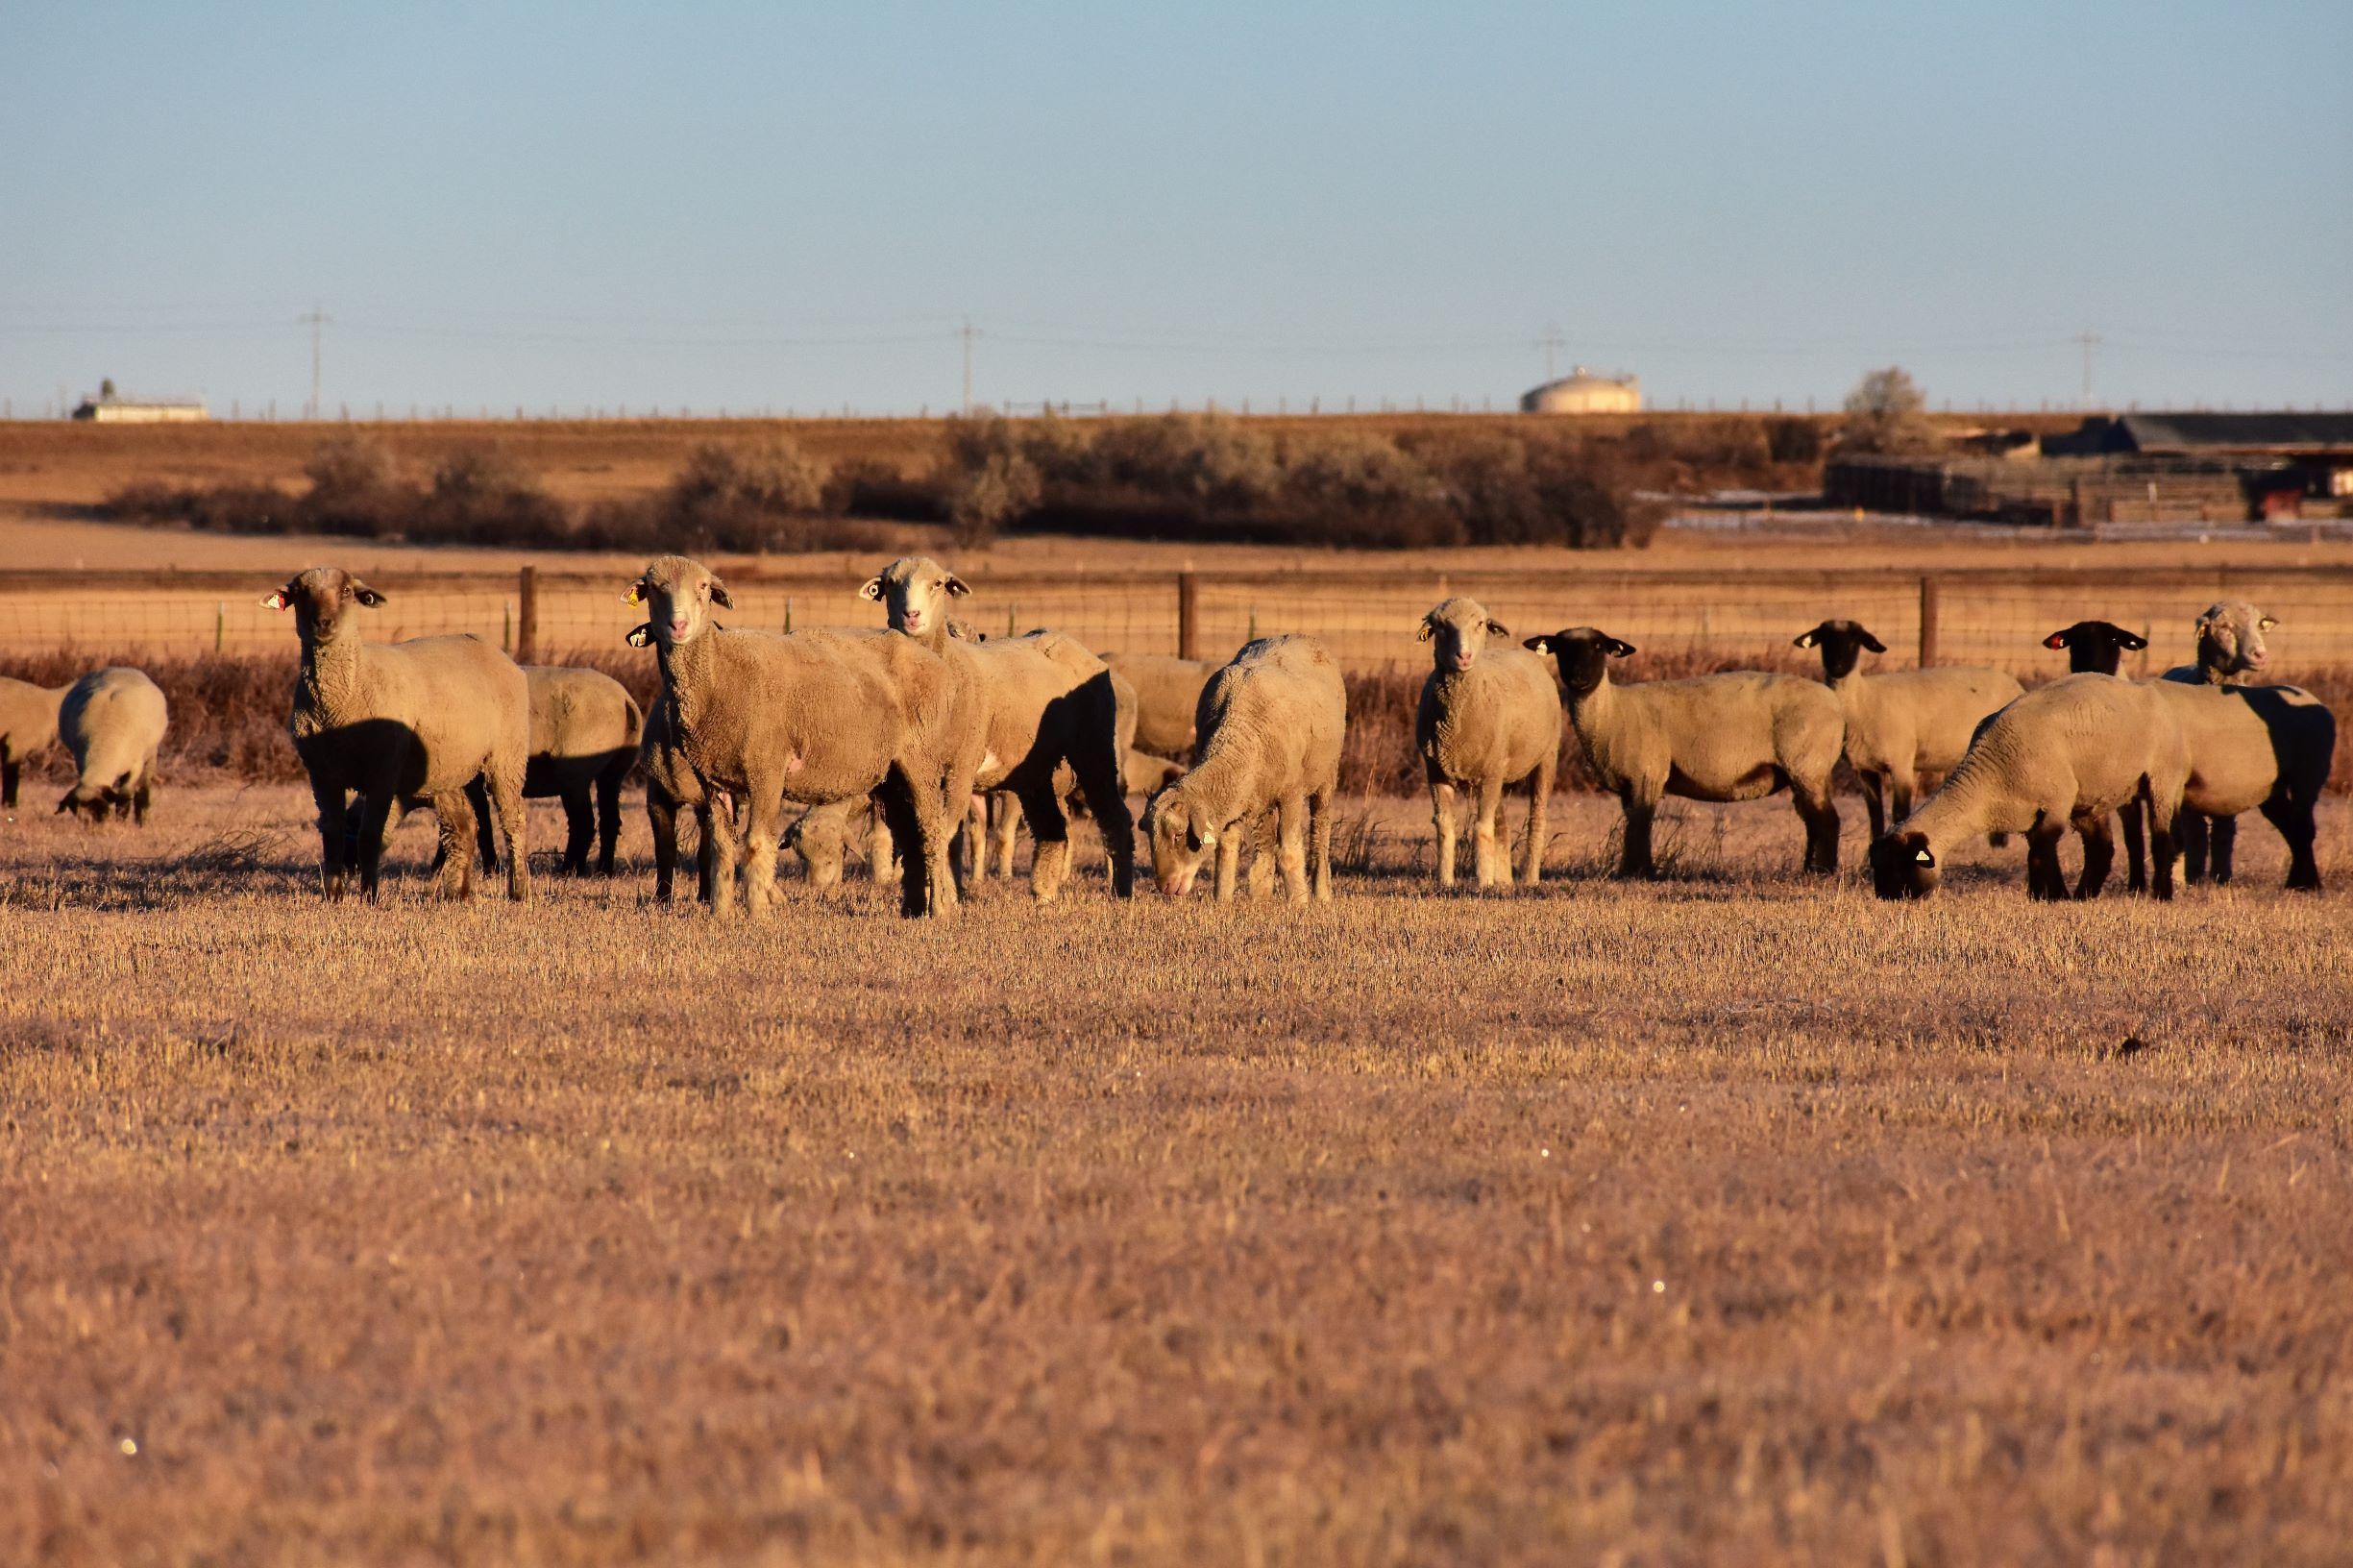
[488,768,530,903]
[1617,792,1656,880]
[1274,791,1310,904]
[2119,802,2148,894]
[430,790,478,900]
[1309,786,1335,903]
[1794,777,1840,876]
[1520,757,1554,887]
[559,784,594,876]
[1070,737,1135,899]
[2142,787,2178,903]
[648,782,681,903]
[311,781,352,899]
[464,775,499,872]
[704,791,744,917]
[1861,772,1887,845]
[1,756,17,809]
[133,763,154,826]
[990,795,1019,878]
[1213,825,1243,902]
[2179,810,2212,884]
[2258,796,2321,892]
[695,799,719,904]
[1430,779,1458,888]
[355,791,396,901]
[595,766,624,876]
[864,806,895,885]
[1016,778,1071,903]
[1474,777,1507,889]
[1885,769,1918,835]
[2028,823,2071,901]
[877,768,944,919]
[2071,813,2114,900]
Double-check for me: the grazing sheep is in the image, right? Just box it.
[973,661,1145,885]
[266,568,529,901]
[1124,747,1185,796]
[1414,597,1560,889]
[0,676,68,809]
[54,668,168,823]
[630,555,974,919]
[1793,619,2022,841]
[1103,652,1218,760]
[1523,628,1842,877]
[860,557,1131,900]
[1871,674,2190,901]
[1140,634,1345,902]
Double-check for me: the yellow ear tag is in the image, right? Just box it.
[625,585,643,605]
[1915,848,1933,865]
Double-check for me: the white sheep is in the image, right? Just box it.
[442,665,647,878]
[1872,674,2190,901]
[1140,634,1345,902]
[630,554,976,919]
[265,567,530,900]
[0,675,69,810]
[1522,628,1843,877]
[860,557,1131,900]
[1414,597,1560,889]
[55,668,168,823]
[1793,619,2023,841]
[1102,651,1217,760]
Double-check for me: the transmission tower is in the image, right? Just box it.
[2072,330,2102,411]
[958,319,983,414]
[1535,323,1566,383]
[298,302,332,420]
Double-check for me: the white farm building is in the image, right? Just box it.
[1520,368,1640,415]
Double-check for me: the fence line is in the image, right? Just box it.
[6,566,2353,677]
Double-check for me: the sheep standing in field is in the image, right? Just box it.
[630,555,975,918]
[1872,674,2190,901]
[1103,651,1217,761]
[266,568,529,900]
[0,676,69,810]
[1414,597,1560,889]
[1523,628,1843,877]
[54,668,168,823]
[450,666,644,877]
[1793,619,2022,841]
[972,662,1144,885]
[860,557,1131,900]
[1140,634,1345,902]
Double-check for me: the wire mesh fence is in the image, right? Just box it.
[5,566,2353,679]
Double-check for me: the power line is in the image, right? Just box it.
[2073,329,2101,410]
[298,301,331,419]
[1535,323,1565,382]
[959,319,982,413]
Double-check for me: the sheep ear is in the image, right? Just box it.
[1522,636,1551,653]
[2260,616,2278,630]
[945,576,970,599]
[1605,638,1636,658]
[1484,619,1509,638]
[2042,630,2070,649]
[858,576,884,601]
[625,624,652,648]
[707,578,734,608]
[1416,619,1434,642]
[1859,629,1887,654]
[352,582,385,607]
[624,579,647,606]
[260,589,290,611]
[2120,630,2147,650]
[1793,628,1819,649]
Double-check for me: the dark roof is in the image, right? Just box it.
[2116,411,2353,453]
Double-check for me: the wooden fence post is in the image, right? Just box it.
[516,566,539,665]
[1918,575,1940,668]
[1177,572,1199,661]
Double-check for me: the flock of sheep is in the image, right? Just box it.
[0,555,2335,912]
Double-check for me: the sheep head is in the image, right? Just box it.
[1418,597,1510,674]
[1140,783,1220,896]
[2194,600,2275,680]
[1523,627,1633,698]
[627,556,731,649]
[261,567,384,641]
[2041,621,2145,675]
[1793,619,1885,681]
[1871,829,1940,899]
[861,556,968,640]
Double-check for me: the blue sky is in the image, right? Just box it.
[3,1,2346,418]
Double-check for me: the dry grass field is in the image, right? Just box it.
[5,784,2350,1565]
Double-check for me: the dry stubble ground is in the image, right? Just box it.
[2,785,2350,1565]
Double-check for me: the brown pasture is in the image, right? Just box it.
[3,785,2351,1565]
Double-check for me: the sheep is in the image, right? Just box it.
[1871,674,2190,902]
[54,668,168,823]
[1522,628,1843,877]
[444,666,646,877]
[629,554,975,919]
[1140,634,1345,902]
[1102,651,1218,760]
[0,676,68,809]
[1413,597,1560,888]
[1793,619,2022,841]
[1124,747,1185,796]
[2153,600,2292,885]
[972,662,1144,885]
[859,557,1132,901]
[265,567,529,901]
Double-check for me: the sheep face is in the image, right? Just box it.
[2195,600,2274,678]
[1419,597,1510,674]
[862,556,968,640]
[1140,789,1218,895]
[1522,628,1634,697]
[628,555,732,649]
[1793,620,1885,681]
[1871,830,1940,899]
[2042,622,2145,675]
[57,772,135,821]
[261,566,384,640]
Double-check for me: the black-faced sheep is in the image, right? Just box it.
[1415,597,1560,889]
[1523,628,1842,877]
[1793,619,2022,841]
[55,668,168,824]
[0,676,69,810]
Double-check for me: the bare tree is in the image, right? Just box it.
[1839,366,1937,454]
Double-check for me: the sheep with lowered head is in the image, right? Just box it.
[1523,628,1843,877]
[55,668,168,823]
[1414,597,1560,889]
[0,675,69,810]
[630,554,976,918]
[1793,619,2022,841]
[1872,674,2191,901]
[266,567,529,900]
[1141,634,1345,902]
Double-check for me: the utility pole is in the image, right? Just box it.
[2072,330,2101,411]
[1535,323,1566,383]
[958,319,982,414]
[298,301,331,419]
